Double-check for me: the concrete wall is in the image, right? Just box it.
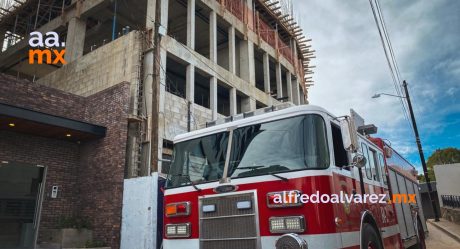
[37,31,142,99]
[164,92,224,140]
[434,163,460,206]
[434,164,460,224]
[120,175,159,249]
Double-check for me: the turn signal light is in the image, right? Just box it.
[165,202,190,217]
[267,190,303,208]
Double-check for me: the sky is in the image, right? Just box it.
[293,0,460,172]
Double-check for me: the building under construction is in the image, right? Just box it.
[0,0,314,248]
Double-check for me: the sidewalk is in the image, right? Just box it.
[427,218,460,243]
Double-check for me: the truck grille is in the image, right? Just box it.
[199,192,258,249]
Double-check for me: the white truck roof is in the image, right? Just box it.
[173,104,335,143]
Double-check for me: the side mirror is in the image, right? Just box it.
[340,117,359,152]
[352,152,367,168]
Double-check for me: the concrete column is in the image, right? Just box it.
[210,11,217,63]
[293,78,300,105]
[299,88,304,104]
[187,0,195,49]
[157,0,169,172]
[286,71,292,102]
[210,76,218,120]
[160,0,169,28]
[228,26,236,74]
[65,17,86,63]
[241,97,256,112]
[239,40,255,85]
[229,88,237,115]
[263,52,270,94]
[276,62,283,98]
[186,65,195,102]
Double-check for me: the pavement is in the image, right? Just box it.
[426,218,460,249]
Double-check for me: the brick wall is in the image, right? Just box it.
[0,131,80,231]
[78,83,130,247]
[0,74,130,248]
[0,74,86,120]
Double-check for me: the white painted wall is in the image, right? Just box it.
[434,163,460,207]
[120,174,159,249]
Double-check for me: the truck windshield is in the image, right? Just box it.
[166,114,329,188]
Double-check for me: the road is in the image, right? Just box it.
[425,222,460,249]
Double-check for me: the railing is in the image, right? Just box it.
[278,36,294,64]
[216,0,296,66]
[441,195,460,209]
[256,16,276,48]
[216,0,245,20]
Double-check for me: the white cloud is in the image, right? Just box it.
[294,0,460,166]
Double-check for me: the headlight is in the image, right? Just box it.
[275,233,308,249]
[165,223,191,238]
[269,216,305,234]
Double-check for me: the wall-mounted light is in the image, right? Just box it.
[8,123,15,127]
[66,133,72,137]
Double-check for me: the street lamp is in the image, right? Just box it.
[372,80,440,222]
[372,93,406,99]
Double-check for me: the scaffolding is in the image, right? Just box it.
[0,0,73,52]
[0,0,27,22]
[1,0,71,36]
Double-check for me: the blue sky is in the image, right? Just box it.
[293,0,460,172]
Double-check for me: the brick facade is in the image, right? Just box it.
[0,74,130,248]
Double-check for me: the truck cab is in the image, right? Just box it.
[162,104,426,249]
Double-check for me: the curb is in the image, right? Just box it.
[427,219,460,243]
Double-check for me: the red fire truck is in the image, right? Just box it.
[162,104,427,249]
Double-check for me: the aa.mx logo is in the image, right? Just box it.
[28,31,66,65]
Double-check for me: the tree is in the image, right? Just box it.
[420,147,460,182]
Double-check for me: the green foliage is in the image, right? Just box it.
[417,174,425,182]
[57,216,91,230]
[85,240,107,248]
[422,147,460,182]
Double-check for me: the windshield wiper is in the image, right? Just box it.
[237,165,265,170]
[171,174,202,191]
[270,172,288,182]
[188,178,202,191]
[236,164,289,182]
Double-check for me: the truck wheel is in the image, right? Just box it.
[362,223,383,249]
[414,217,426,249]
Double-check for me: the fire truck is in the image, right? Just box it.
[162,104,427,249]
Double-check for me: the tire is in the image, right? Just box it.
[414,217,426,249]
[362,223,384,249]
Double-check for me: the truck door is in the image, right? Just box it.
[331,123,361,248]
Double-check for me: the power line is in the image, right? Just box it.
[374,0,410,113]
[374,0,413,135]
[368,0,415,137]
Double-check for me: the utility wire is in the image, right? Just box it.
[374,0,410,114]
[368,0,415,137]
[374,0,412,134]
